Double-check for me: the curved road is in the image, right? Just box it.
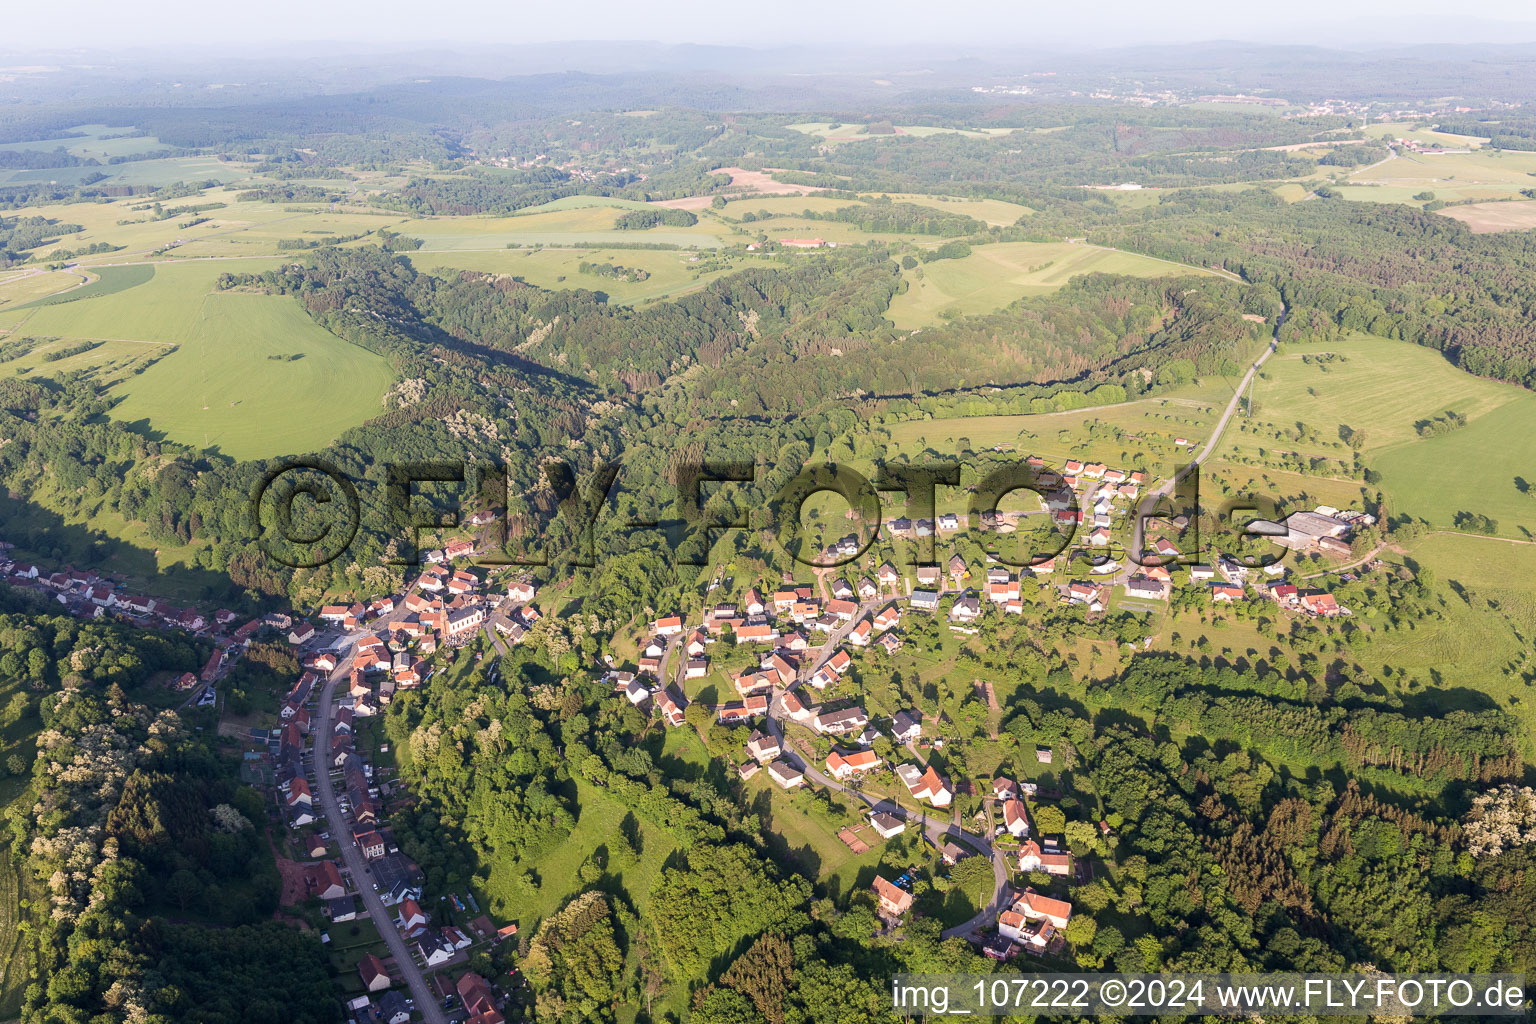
[312,654,448,1024]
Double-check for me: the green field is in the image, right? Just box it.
[746,774,883,899]
[0,855,27,1018]
[1374,397,1536,538]
[394,206,723,249]
[408,246,733,304]
[1232,335,1536,537]
[865,192,1034,226]
[0,188,408,264]
[4,264,155,312]
[726,192,1032,228]
[1363,122,1490,149]
[786,122,1018,143]
[1242,337,1516,450]
[725,195,863,218]
[1371,533,1536,754]
[1340,147,1536,205]
[512,195,663,214]
[3,260,393,459]
[886,242,1220,329]
[0,269,92,309]
[0,123,167,161]
[0,154,247,190]
[0,670,41,1019]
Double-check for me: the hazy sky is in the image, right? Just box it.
[10,0,1536,51]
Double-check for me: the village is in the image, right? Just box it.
[0,451,1371,1004]
[268,541,537,1024]
[597,453,1375,964]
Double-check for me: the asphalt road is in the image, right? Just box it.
[1131,312,1283,559]
[313,652,448,1024]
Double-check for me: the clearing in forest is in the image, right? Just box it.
[887,241,1216,329]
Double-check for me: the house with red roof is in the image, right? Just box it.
[825,748,881,780]
[1002,798,1030,837]
[358,953,392,992]
[1018,839,1073,876]
[1300,591,1342,617]
[873,876,913,917]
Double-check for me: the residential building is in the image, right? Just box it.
[1018,838,1073,877]
[890,709,922,743]
[358,953,392,992]
[873,876,913,917]
[825,748,882,780]
[767,761,804,789]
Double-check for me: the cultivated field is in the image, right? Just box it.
[0,269,90,308]
[1439,200,1536,233]
[886,242,1218,329]
[393,205,723,249]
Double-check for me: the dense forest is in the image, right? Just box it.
[0,594,335,1024]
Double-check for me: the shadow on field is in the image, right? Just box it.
[0,490,244,602]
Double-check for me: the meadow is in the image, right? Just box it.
[1370,532,1536,750]
[1229,335,1536,537]
[1341,147,1536,204]
[879,386,1225,467]
[3,264,154,312]
[0,268,91,309]
[407,246,733,304]
[0,123,167,160]
[865,192,1034,226]
[476,773,687,1022]
[393,205,724,249]
[885,242,1223,328]
[786,122,1018,143]
[1363,122,1490,148]
[0,669,41,1019]
[3,259,394,459]
[0,155,246,190]
[1,187,408,264]
[1373,397,1536,539]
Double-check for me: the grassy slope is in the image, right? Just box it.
[408,247,733,305]
[887,242,1216,329]
[0,671,42,1018]
[108,291,394,459]
[1226,335,1536,538]
[7,260,392,459]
